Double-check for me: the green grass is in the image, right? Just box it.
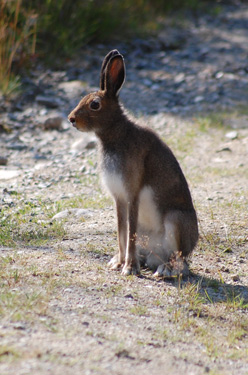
[194,105,248,131]
[0,0,36,96]
[53,193,112,214]
[0,345,21,363]
[0,188,112,248]
[130,305,148,316]
[0,196,66,247]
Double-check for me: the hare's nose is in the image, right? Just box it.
[68,115,75,124]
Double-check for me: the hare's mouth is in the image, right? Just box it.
[70,119,78,129]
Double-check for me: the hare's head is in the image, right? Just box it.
[68,50,125,132]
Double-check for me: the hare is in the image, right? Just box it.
[68,49,198,277]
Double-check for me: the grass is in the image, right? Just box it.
[129,305,148,316]
[165,280,248,361]
[0,195,66,247]
[0,0,36,96]
[53,193,112,214]
[0,345,21,363]
[0,187,113,247]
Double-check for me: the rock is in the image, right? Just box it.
[225,131,238,140]
[43,116,63,131]
[13,323,26,330]
[52,208,94,220]
[58,81,85,97]
[216,147,232,153]
[71,135,97,152]
[0,123,11,133]
[2,194,14,206]
[224,117,248,129]
[143,78,153,87]
[36,95,62,108]
[174,73,185,83]
[215,71,224,79]
[0,169,20,180]
[124,294,134,299]
[158,28,188,50]
[33,154,47,160]
[194,96,204,103]
[7,143,28,151]
[85,140,97,150]
[0,157,8,166]
[232,275,240,282]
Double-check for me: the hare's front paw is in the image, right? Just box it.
[108,254,124,270]
[122,261,140,276]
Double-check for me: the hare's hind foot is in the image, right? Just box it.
[154,258,189,279]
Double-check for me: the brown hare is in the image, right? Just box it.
[68,49,198,277]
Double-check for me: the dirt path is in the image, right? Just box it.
[0,3,248,375]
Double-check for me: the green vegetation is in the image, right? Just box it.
[53,193,112,213]
[0,0,36,95]
[0,196,66,247]
[0,190,113,247]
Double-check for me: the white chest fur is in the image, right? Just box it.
[102,171,128,201]
[102,170,162,233]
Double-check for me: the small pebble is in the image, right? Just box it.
[232,275,240,282]
[225,131,238,140]
[0,157,8,166]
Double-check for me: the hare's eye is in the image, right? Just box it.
[90,100,101,111]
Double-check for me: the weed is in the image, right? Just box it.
[195,114,225,132]
[0,289,48,322]
[53,194,112,214]
[130,305,148,316]
[177,281,207,318]
[166,126,197,157]
[0,345,20,362]
[0,197,66,247]
[224,291,248,310]
[0,0,37,96]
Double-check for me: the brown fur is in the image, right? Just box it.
[68,50,198,277]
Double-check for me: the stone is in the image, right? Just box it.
[58,81,85,97]
[225,131,238,140]
[232,275,240,282]
[36,95,62,108]
[71,135,97,152]
[43,116,63,131]
[52,208,94,220]
[194,96,204,103]
[0,169,20,180]
[7,143,27,151]
[0,157,8,166]
[224,117,248,129]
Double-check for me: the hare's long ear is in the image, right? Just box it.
[105,54,125,97]
[100,50,120,90]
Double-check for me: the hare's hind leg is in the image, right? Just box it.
[108,199,127,270]
[154,212,190,278]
